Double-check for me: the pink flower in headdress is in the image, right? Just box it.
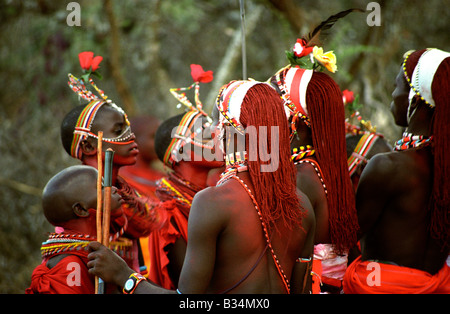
[190,64,213,83]
[293,39,314,58]
[78,51,103,71]
[342,89,355,104]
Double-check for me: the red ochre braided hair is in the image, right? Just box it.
[270,67,359,253]
[305,72,359,253]
[404,49,450,249]
[241,84,304,232]
[217,82,305,233]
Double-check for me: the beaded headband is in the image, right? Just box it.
[68,52,131,160]
[162,111,210,167]
[270,37,337,136]
[403,48,450,123]
[282,67,313,119]
[347,132,380,177]
[163,64,214,168]
[215,80,265,135]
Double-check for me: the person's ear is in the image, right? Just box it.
[80,139,97,156]
[410,95,419,109]
[72,202,90,218]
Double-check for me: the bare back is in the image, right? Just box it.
[356,148,448,274]
[178,172,315,293]
[295,161,329,244]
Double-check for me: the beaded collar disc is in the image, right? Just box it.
[394,132,433,151]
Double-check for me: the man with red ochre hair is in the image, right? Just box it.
[269,64,359,293]
[26,166,123,294]
[87,81,315,294]
[343,48,450,294]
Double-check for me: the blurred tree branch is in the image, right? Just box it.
[145,0,178,115]
[205,4,263,110]
[0,177,42,197]
[267,0,305,34]
[104,0,136,115]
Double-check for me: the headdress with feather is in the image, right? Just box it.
[271,8,365,138]
[163,64,215,167]
[285,8,365,72]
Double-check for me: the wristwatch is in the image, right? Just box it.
[123,273,146,294]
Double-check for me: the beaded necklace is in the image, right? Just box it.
[216,151,248,186]
[216,152,291,293]
[291,146,327,195]
[231,175,291,293]
[41,230,132,260]
[394,132,433,151]
[158,172,203,207]
[41,233,92,259]
[291,145,315,164]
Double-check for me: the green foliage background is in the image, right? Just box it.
[0,0,448,293]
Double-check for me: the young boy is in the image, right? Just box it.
[26,165,123,294]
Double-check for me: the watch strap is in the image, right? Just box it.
[123,272,146,294]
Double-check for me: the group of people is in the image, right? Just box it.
[25,35,449,294]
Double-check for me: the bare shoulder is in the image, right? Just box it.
[363,150,420,187]
[295,161,325,197]
[295,161,321,179]
[191,180,239,210]
[296,188,315,229]
[361,151,404,185]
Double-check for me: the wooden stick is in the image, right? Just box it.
[102,148,115,248]
[97,148,114,294]
[95,131,103,294]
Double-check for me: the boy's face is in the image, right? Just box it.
[89,105,140,166]
[76,173,123,213]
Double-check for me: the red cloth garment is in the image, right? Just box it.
[146,200,189,289]
[343,256,450,294]
[119,168,165,274]
[26,255,94,294]
[145,173,202,289]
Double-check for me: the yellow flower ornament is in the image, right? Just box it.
[312,46,337,73]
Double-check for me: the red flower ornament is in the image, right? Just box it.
[342,89,355,104]
[90,56,103,71]
[293,39,314,58]
[78,51,103,72]
[190,64,213,83]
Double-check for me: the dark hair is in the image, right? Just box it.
[60,104,86,156]
[154,113,185,163]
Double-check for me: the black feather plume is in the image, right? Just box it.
[303,8,365,47]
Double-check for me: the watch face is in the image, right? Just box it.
[124,278,135,291]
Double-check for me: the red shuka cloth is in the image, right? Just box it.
[145,173,201,289]
[26,254,94,294]
[343,256,450,294]
[146,200,189,289]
